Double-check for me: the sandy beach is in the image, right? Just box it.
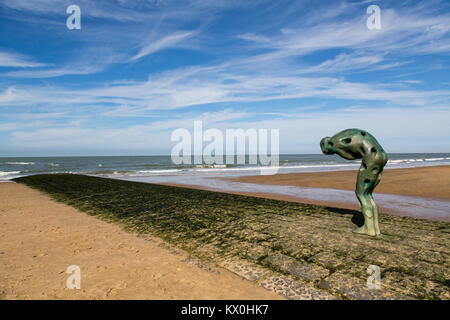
[1,168,449,300]
[3,173,449,300]
[0,182,282,300]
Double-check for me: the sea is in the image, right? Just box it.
[1,153,450,182]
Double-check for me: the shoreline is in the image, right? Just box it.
[226,165,450,200]
[157,165,450,222]
[3,165,449,222]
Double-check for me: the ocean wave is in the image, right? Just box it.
[389,159,421,163]
[0,171,23,180]
[6,162,34,165]
[137,169,183,174]
[81,170,129,175]
[83,169,186,176]
[0,171,21,176]
[388,157,450,164]
[86,169,185,177]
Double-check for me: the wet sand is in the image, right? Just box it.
[0,183,282,300]
[154,165,450,222]
[227,165,450,200]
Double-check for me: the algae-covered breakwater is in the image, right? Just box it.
[14,174,449,300]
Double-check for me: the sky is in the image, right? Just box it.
[0,0,449,156]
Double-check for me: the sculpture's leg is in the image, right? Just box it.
[370,173,383,236]
[353,170,378,236]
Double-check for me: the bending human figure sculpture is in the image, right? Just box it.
[320,129,388,236]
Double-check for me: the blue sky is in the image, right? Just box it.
[0,0,449,156]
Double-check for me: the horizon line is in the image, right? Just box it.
[1,152,449,158]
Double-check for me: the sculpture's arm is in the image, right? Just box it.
[334,148,358,160]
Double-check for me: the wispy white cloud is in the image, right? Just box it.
[0,0,266,23]
[300,53,385,73]
[8,105,450,153]
[2,67,449,113]
[237,4,450,62]
[0,51,47,68]
[8,108,250,153]
[2,48,123,78]
[398,80,424,85]
[0,120,45,131]
[2,64,104,78]
[130,31,195,61]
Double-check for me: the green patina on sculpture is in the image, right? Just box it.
[320,129,388,236]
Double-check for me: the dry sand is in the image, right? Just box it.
[0,182,282,300]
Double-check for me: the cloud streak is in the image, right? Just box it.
[0,51,47,68]
[130,31,195,61]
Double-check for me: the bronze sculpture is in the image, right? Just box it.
[320,129,388,236]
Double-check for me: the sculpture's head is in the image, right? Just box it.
[320,137,335,155]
